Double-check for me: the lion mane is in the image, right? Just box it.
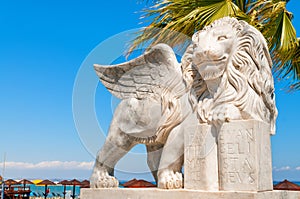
[182,17,277,134]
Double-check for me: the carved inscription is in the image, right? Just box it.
[185,124,219,190]
[218,125,257,190]
[185,125,207,183]
[184,120,272,191]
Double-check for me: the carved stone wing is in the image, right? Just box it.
[94,44,183,100]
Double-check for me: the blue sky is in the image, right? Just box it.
[0,0,299,182]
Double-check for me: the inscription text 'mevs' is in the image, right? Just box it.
[219,127,256,185]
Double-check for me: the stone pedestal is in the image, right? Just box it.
[218,120,272,191]
[81,188,300,199]
[184,124,219,190]
[184,120,273,191]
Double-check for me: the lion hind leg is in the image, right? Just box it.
[146,144,164,183]
[157,125,184,189]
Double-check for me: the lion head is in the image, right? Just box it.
[182,17,277,134]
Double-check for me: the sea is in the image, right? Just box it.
[22,181,300,198]
[28,184,81,198]
[28,180,135,198]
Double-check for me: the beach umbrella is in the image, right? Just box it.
[274,179,300,191]
[19,179,33,189]
[69,179,82,199]
[80,180,90,188]
[123,178,156,188]
[37,179,56,199]
[32,179,43,185]
[18,179,33,197]
[5,179,19,189]
[4,179,18,186]
[58,180,70,199]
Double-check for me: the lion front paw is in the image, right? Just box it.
[208,104,241,126]
[158,171,183,189]
[90,170,119,188]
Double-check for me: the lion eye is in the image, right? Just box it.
[217,35,227,41]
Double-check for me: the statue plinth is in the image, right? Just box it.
[80,188,300,199]
[218,120,273,191]
[184,123,219,190]
[185,120,273,191]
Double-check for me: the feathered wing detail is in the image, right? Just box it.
[94,44,184,100]
[94,44,188,143]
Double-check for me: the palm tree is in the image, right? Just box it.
[130,0,300,89]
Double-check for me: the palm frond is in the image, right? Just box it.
[128,0,247,54]
[246,0,299,87]
[131,0,299,89]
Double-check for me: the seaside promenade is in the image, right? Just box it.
[0,178,89,199]
[1,178,300,199]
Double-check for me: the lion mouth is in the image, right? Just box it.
[196,55,227,65]
[194,56,227,80]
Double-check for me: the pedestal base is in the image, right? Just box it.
[184,120,273,191]
[80,188,300,199]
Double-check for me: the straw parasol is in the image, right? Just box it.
[123,178,156,188]
[58,180,70,199]
[18,179,33,197]
[19,179,33,189]
[37,179,56,199]
[81,180,90,188]
[4,179,20,189]
[274,179,300,191]
[69,179,82,199]
[4,179,19,186]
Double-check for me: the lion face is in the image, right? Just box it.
[191,24,236,81]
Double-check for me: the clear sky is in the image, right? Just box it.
[0,0,299,182]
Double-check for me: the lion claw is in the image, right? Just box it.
[90,170,119,188]
[158,171,183,189]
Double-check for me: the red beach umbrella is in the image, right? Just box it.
[274,179,300,191]
[123,178,156,188]
[37,180,56,199]
[58,180,71,185]
[19,179,33,188]
[18,179,33,197]
[4,179,19,186]
[4,179,20,189]
[18,179,33,184]
[69,179,82,199]
[69,179,82,186]
[58,180,71,199]
[81,180,90,188]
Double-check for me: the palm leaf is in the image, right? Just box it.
[130,0,299,89]
[244,0,299,87]
[128,0,247,54]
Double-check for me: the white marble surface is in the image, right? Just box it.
[187,17,277,134]
[184,120,273,191]
[184,124,218,191]
[90,17,278,191]
[218,120,272,191]
[81,188,300,199]
[92,44,197,188]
